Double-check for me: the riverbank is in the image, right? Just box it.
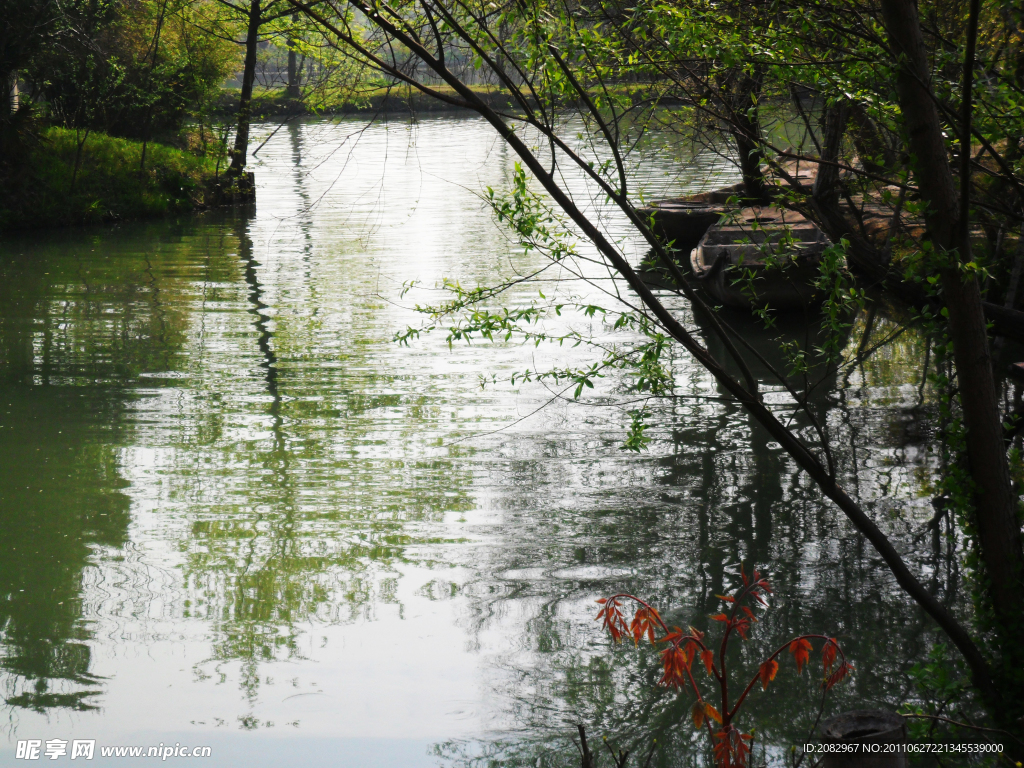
[212,84,517,118]
[0,128,232,232]
[212,83,683,118]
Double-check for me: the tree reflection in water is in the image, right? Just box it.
[0,224,202,712]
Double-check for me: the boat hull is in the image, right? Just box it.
[689,209,831,312]
[689,254,825,310]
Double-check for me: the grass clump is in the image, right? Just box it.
[0,127,222,231]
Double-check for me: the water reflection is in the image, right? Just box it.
[0,388,127,712]
[0,230,201,712]
[0,116,968,766]
[430,303,951,765]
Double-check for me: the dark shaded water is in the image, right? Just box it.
[0,116,958,767]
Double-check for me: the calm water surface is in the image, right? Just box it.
[0,116,956,767]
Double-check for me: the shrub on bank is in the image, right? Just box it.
[0,127,223,231]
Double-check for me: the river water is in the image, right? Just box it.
[0,116,955,767]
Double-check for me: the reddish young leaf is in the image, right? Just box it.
[647,605,663,629]
[734,731,752,768]
[740,606,758,622]
[715,594,736,603]
[691,700,705,729]
[631,607,659,646]
[677,641,691,668]
[821,638,838,672]
[733,617,751,639]
[789,638,812,674]
[682,640,698,670]
[741,564,749,586]
[713,730,730,768]
[704,702,723,724]
[701,649,715,676]
[713,725,751,768]
[659,644,689,689]
[824,661,853,690]
[710,613,729,623]
[758,659,779,690]
[630,622,642,645]
[596,597,627,643]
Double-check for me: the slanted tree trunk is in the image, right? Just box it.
[228,0,261,179]
[286,13,300,99]
[880,0,1024,700]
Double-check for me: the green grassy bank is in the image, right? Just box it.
[212,83,520,118]
[211,83,688,122]
[0,128,223,231]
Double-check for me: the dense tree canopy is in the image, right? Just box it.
[3,0,237,138]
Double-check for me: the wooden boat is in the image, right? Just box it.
[689,207,831,311]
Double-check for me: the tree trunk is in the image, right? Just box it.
[286,13,300,99]
[286,47,299,98]
[5,71,18,118]
[880,0,1024,659]
[729,72,769,203]
[228,0,261,178]
[847,101,897,175]
[812,101,849,207]
[139,0,169,176]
